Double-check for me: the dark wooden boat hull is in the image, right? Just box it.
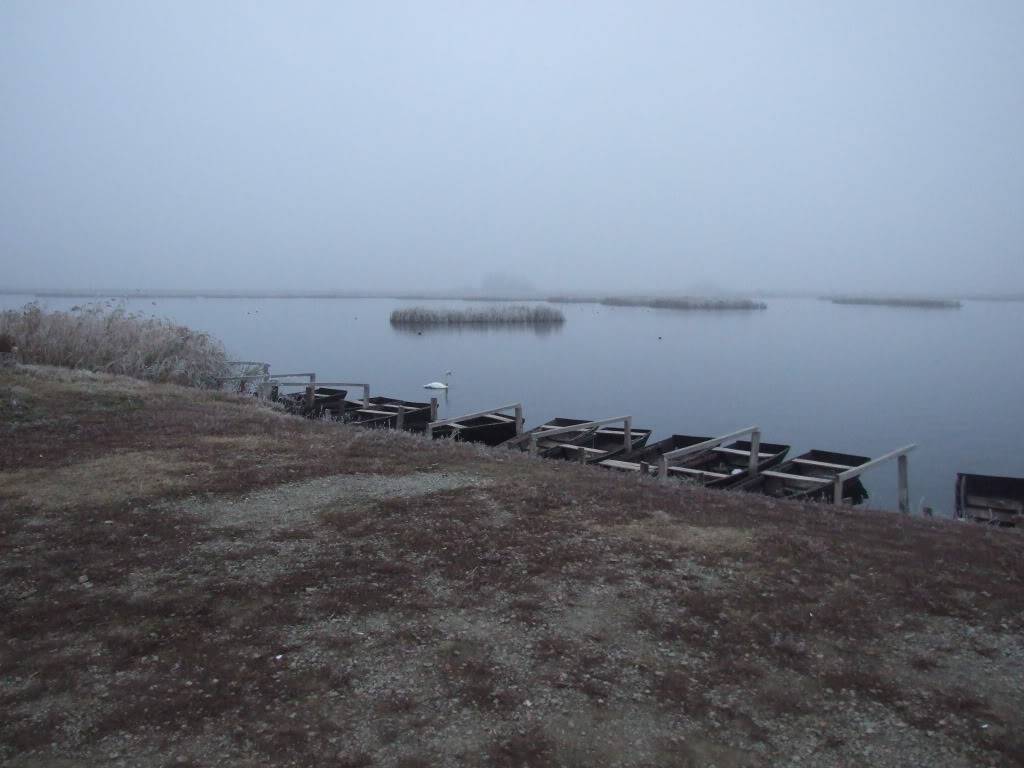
[278,387,348,418]
[503,418,599,455]
[543,426,653,464]
[344,396,432,431]
[432,415,519,446]
[956,473,1024,525]
[735,449,871,505]
[503,418,651,462]
[605,434,789,488]
[692,439,791,489]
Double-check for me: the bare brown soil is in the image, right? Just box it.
[2,366,1022,767]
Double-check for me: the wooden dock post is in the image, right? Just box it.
[898,454,909,514]
[640,460,650,477]
[624,417,633,452]
[832,444,916,511]
[658,456,668,483]
[514,404,524,435]
[395,406,404,431]
[430,397,438,422]
[304,372,317,411]
[529,434,539,455]
[748,429,761,476]
[578,446,587,464]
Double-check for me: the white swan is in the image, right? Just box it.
[423,370,452,390]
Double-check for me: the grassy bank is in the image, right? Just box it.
[390,305,565,326]
[2,365,1023,766]
[548,296,768,310]
[0,303,229,387]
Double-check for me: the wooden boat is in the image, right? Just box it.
[504,418,651,463]
[430,413,519,446]
[956,473,1024,525]
[734,449,871,504]
[278,386,348,418]
[343,396,432,431]
[542,424,653,464]
[600,434,790,489]
[503,418,601,455]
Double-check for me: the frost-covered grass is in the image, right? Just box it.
[0,303,229,387]
[390,305,565,326]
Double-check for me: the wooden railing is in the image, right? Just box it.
[526,416,633,456]
[833,444,917,513]
[656,426,761,481]
[269,374,370,408]
[426,403,524,438]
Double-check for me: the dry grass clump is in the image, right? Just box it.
[0,303,229,386]
[390,305,565,326]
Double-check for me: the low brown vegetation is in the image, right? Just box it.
[2,365,1023,767]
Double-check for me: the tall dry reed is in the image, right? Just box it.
[0,303,230,387]
[390,305,565,326]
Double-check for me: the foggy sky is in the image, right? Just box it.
[2,1,1022,295]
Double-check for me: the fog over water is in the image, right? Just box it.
[2,2,1023,296]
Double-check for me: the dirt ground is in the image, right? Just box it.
[2,365,1023,767]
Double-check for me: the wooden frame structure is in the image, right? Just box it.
[656,426,761,481]
[832,444,916,513]
[425,403,525,439]
[269,373,371,409]
[527,416,633,456]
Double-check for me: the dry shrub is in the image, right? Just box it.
[0,303,228,386]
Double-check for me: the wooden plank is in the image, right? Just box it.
[532,416,631,439]
[714,447,775,458]
[552,443,604,454]
[666,466,730,479]
[599,460,641,471]
[791,458,856,471]
[898,453,909,514]
[748,429,761,476]
[428,402,522,429]
[837,445,917,482]
[760,470,832,484]
[966,495,1024,512]
[660,426,760,463]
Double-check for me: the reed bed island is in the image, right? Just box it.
[547,296,768,310]
[828,296,963,309]
[389,304,565,327]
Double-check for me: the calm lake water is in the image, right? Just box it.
[5,294,1023,517]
